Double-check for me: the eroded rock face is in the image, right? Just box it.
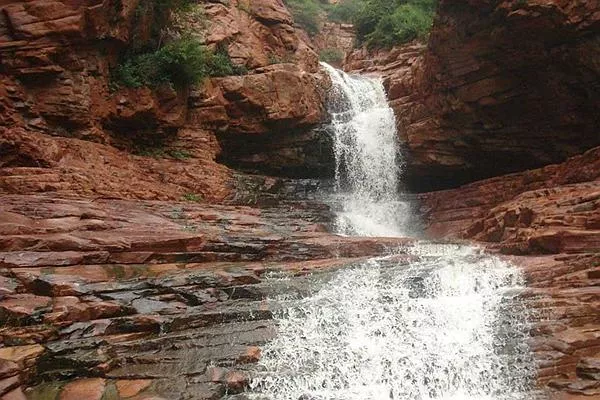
[0,127,233,202]
[203,0,319,72]
[418,146,600,254]
[215,64,328,135]
[346,0,600,192]
[210,64,333,177]
[0,0,133,139]
[510,253,600,397]
[312,22,356,67]
[0,0,332,200]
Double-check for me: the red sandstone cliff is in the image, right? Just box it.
[0,0,331,201]
[346,0,600,192]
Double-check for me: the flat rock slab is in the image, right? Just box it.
[0,195,412,399]
[0,194,597,398]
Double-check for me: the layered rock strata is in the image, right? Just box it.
[346,0,600,192]
[312,22,356,66]
[0,194,412,399]
[344,8,600,394]
[0,0,332,202]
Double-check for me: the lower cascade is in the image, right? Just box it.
[247,65,538,400]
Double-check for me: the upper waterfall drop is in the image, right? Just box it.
[321,62,412,237]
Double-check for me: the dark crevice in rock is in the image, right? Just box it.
[216,127,335,179]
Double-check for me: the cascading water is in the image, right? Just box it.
[321,62,412,237]
[247,64,538,400]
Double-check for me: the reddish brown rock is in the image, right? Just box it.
[0,344,44,391]
[224,371,249,393]
[203,0,319,72]
[0,294,52,323]
[116,379,152,398]
[59,378,106,400]
[346,0,600,192]
[0,0,331,200]
[0,127,232,202]
[312,22,356,66]
[215,65,328,134]
[577,358,600,381]
[204,64,332,177]
[0,360,19,380]
[520,254,600,397]
[0,345,45,367]
[0,376,19,397]
[418,146,600,256]
[237,346,262,364]
[2,387,27,400]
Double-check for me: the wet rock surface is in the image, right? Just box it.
[512,253,600,398]
[0,194,411,399]
[0,189,597,398]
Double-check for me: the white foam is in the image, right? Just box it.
[250,245,536,400]
[321,62,411,237]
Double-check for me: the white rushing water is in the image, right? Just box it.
[247,64,537,400]
[321,62,412,237]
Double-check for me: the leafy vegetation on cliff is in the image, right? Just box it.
[281,0,436,46]
[329,0,437,48]
[113,39,241,89]
[129,0,195,50]
[113,1,244,89]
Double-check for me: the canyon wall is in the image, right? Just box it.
[347,0,600,192]
[0,0,332,201]
[343,0,600,255]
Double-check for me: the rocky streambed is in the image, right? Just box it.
[1,64,599,399]
[0,193,413,399]
[0,193,598,399]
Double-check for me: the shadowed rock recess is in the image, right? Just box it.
[346,0,600,192]
[0,0,599,399]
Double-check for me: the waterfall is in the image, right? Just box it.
[321,62,412,237]
[246,64,538,400]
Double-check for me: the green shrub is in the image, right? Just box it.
[153,38,210,86]
[206,47,248,77]
[168,149,192,160]
[113,38,206,88]
[319,48,345,64]
[113,39,244,89]
[330,0,437,48]
[131,0,195,50]
[365,3,434,47]
[181,193,202,202]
